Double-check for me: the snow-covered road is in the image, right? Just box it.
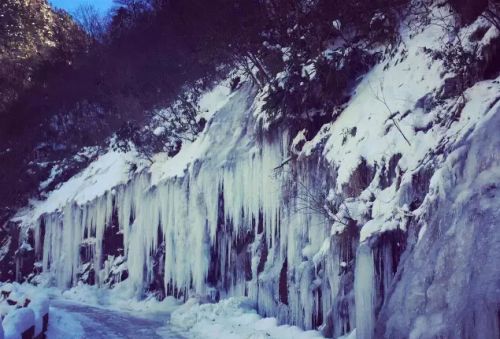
[47,300,185,338]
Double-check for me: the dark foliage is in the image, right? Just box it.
[263,48,376,133]
[0,0,263,214]
[449,0,489,24]
[4,0,492,219]
[258,0,407,131]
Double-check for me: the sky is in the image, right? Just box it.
[49,0,115,16]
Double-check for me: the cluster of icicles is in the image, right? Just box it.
[33,142,383,338]
[35,137,286,292]
[31,87,392,338]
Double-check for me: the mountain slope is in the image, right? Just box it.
[5,2,500,339]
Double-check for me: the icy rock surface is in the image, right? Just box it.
[31,82,336,331]
[354,244,375,339]
[377,107,500,339]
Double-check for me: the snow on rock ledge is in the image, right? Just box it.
[376,103,500,339]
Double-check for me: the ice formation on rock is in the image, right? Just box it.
[23,14,500,338]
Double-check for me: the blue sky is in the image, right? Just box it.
[49,0,115,16]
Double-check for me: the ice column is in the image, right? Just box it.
[355,243,376,339]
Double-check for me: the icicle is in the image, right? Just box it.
[41,215,51,272]
[380,243,393,300]
[34,218,41,259]
[59,204,76,287]
[33,83,346,332]
[355,243,376,339]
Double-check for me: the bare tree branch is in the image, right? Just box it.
[370,80,412,146]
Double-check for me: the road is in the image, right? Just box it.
[47,300,185,338]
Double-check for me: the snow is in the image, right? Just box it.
[332,20,341,31]
[338,329,356,339]
[2,308,35,339]
[150,82,253,184]
[4,282,326,339]
[39,165,62,191]
[18,242,32,252]
[198,82,232,121]
[300,14,500,243]
[315,23,446,185]
[170,297,324,339]
[16,150,141,224]
[1,288,20,320]
[0,282,50,338]
[3,283,326,338]
[45,306,84,339]
[60,281,181,314]
[28,296,49,336]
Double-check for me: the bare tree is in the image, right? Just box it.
[370,80,412,146]
[74,4,106,42]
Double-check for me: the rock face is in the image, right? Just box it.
[377,109,500,339]
[0,221,37,283]
[0,0,87,283]
[11,7,500,339]
[0,222,21,282]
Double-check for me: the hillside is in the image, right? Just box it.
[1,0,500,338]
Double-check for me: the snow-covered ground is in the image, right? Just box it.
[48,300,182,339]
[2,282,325,339]
[170,297,324,339]
[48,296,325,339]
[44,306,84,339]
